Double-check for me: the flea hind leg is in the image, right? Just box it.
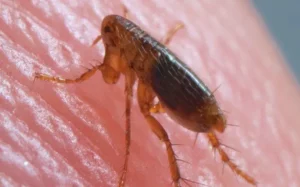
[137,80,182,187]
[207,132,257,185]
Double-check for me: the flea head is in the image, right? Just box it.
[101,15,121,47]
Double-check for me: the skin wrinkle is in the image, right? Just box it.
[0,111,89,186]
[1,0,300,187]
[1,71,115,183]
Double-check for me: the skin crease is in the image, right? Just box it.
[1,0,300,187]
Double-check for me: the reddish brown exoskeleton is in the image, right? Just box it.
[35,6,256,187]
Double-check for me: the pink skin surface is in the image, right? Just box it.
[1,0,300,187]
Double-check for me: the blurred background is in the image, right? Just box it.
[252,0,300,83]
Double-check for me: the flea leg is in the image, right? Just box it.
[118,70,136,187]
[137,80,182,187]
[207,132,257,185]
[34,65,98,84]
[161,23,184,46]
[34,63,119,84]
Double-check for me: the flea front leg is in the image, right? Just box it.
[118,70,136,187]
[34,64,100,84]
[34,63,119,85]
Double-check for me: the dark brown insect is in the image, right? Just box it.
[35,6,256,187]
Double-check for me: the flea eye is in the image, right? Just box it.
[104,26,112,33]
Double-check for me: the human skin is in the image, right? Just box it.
[1,0,300,187]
